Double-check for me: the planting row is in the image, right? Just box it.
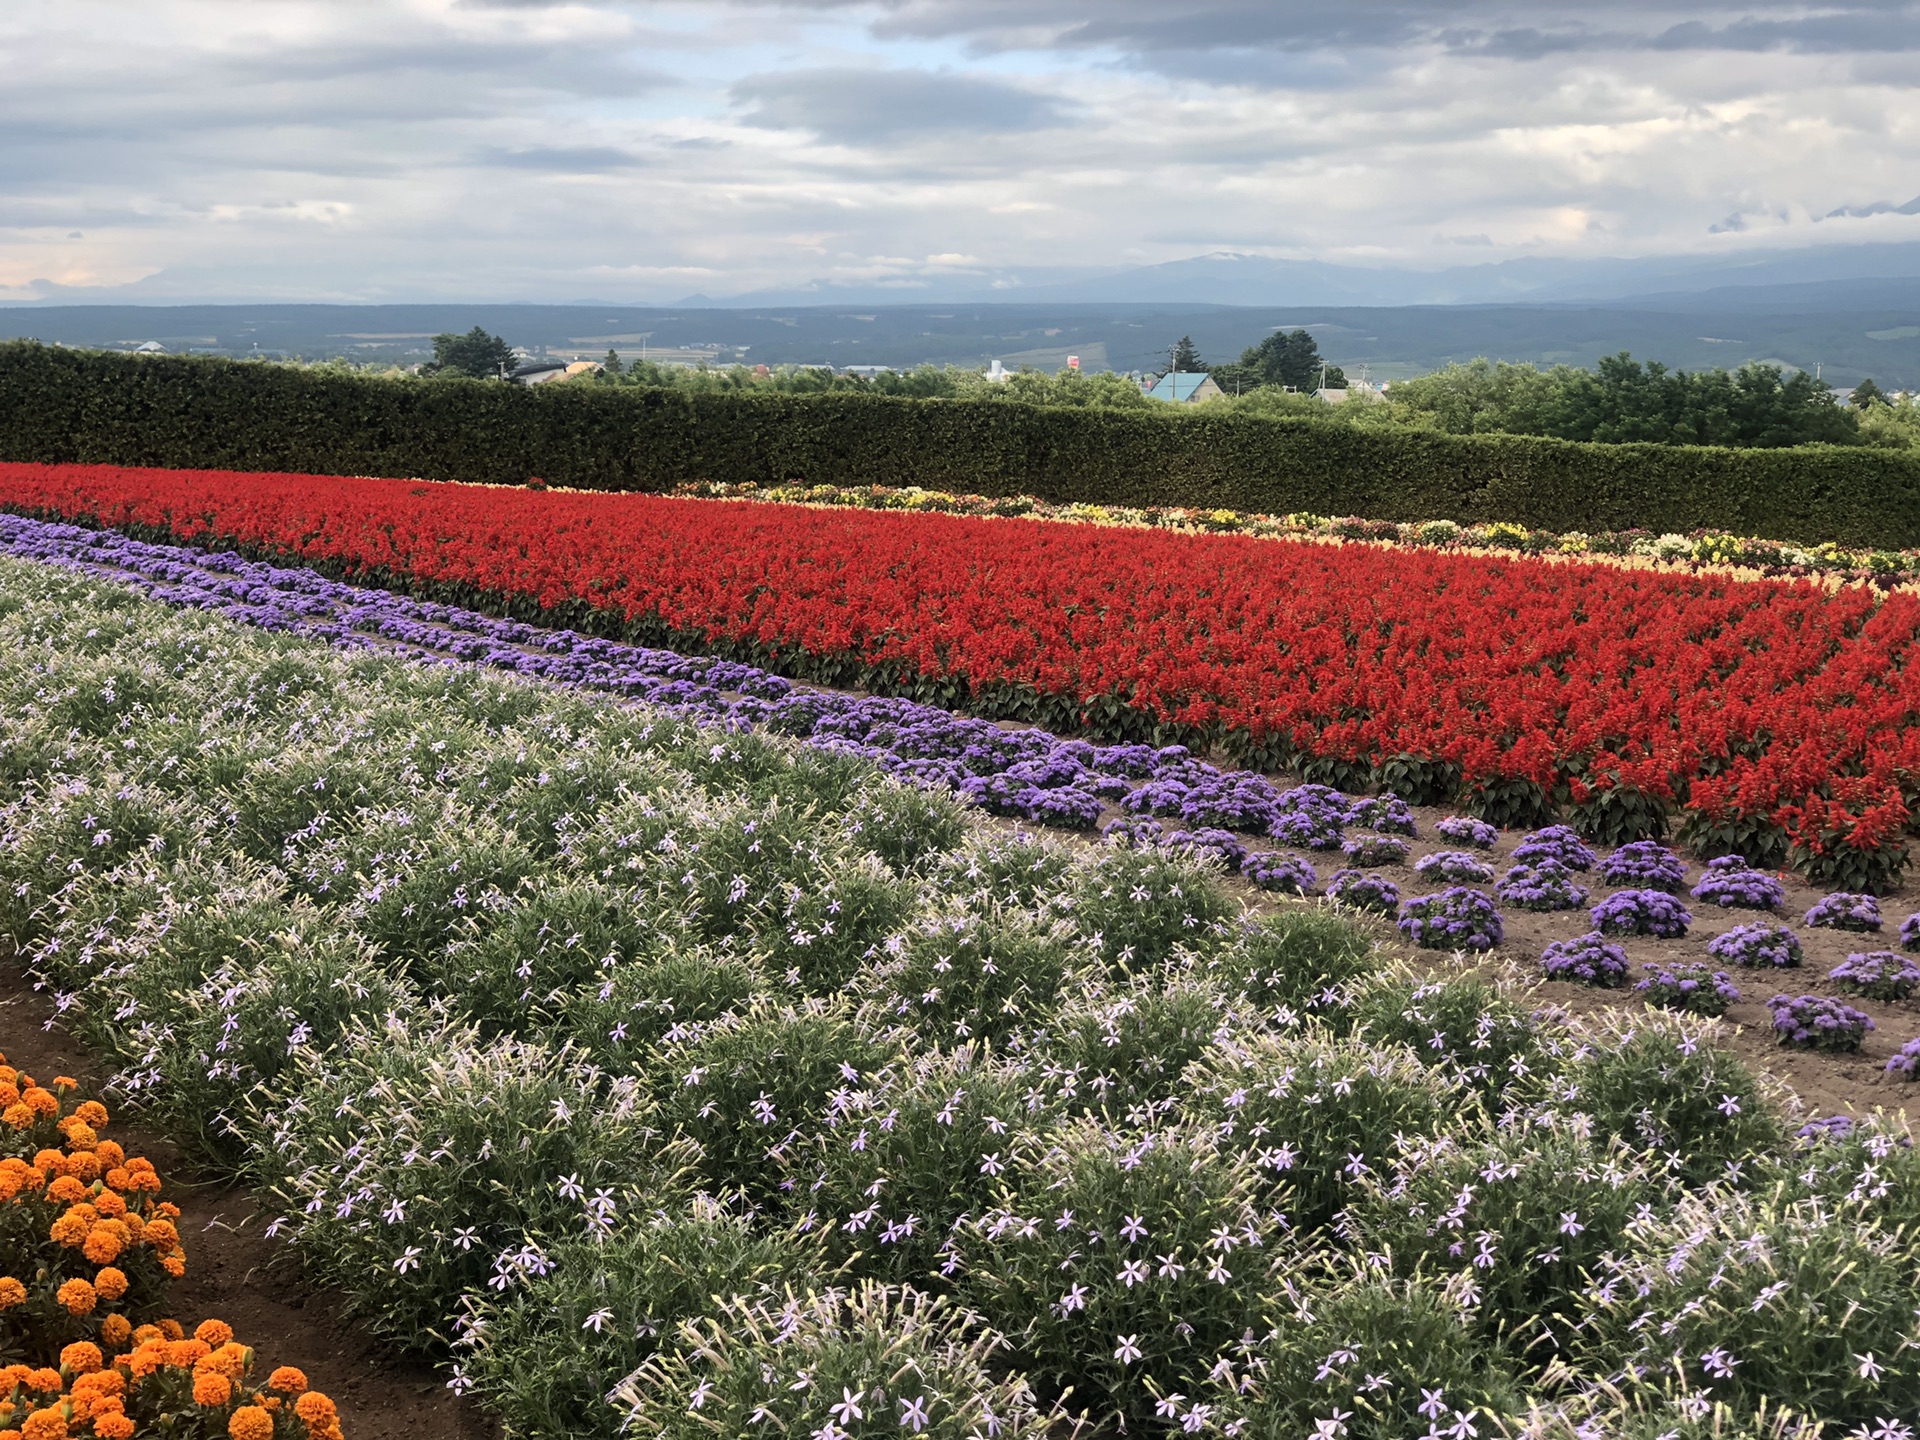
[673,477,1920,581]
[0,462,1914,891]
[7,509,1916,1067]
[0,1053,341,1440]
[0,556,1916,1439]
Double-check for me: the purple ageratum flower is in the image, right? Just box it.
[1164,828,1248,870]
[1599,841,1688,893]
[1495,859,1590,912]
[1346,795,1418,837]
[1768,994,1874,1052]
[1397,887,1504,952]
[1805,892,1884,933]
[1121,779,1193,818]
[1900,913,1920,952]
[1590,888,1692,939]
[1706,923,1804,970]
[1101,816,1165,850]
[1176,774,1282,832]
[1636,962,1739,1017]
[1689,857,1785,911]
[1326,869,1399,915]
[1240,851,1316,896]
[1434,816,1498,849]
[1886,1038,1920,1081]
[1014,787,1104,829]
[1414,851,1495,885]
[1828,950,1920,1002]
[1511,824,1598,872]
[1540,932,1631,988]
[1796,1114,1859,1142]
[1340,833,1409,868]
[1270,809,1345,851]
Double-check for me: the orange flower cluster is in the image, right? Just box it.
[0,1058,342,1438]
[0,1319,335,1440]
[0,1057,180,1358]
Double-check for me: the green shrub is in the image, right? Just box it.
[9,342,1920,547]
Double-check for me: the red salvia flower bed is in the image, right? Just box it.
[2,462,1915,866]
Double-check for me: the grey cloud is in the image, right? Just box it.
[731,67,1072,142]
[469,145,651,172]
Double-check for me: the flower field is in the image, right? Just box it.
[0,547,1917,1439]
[2,462,1919,892]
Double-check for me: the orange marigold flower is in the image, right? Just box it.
[90,1191,124,1220]
[59,1343,103,1376]
[293,1392,338,1427]
[25,1371,62,1396]
[33,1150,66,1175]
[49,1204,96,1246]
[0,1278,25,1309]
[202,1344,250,1381]
[100,1170,130,1194]
[46,1176,87,1205]
[82,1226,124,1266]
[142,1219,178,1249]
[62,1154,99,1185]
[93,1142,122,1169]
[56,1279,96,1315]
[267,1367,308,1395]
[192,1372,232,1408]
[157,1319,184,1342]
[19,1409,65,1440]
[70,1374,120,1402]
[59,1121,96,1151]
[93,1268,128,1301]
[52,1076,78,1092]
[92,1418,134,1440]
[155,1203,180,1221]
[73,1102,107,1128]
[160,1254,186,1279]
[4,1105,37,1131]
[98,1314,130,1348]
[226,1407,274,1440]
[23,1090,59,1120]
[194,1320,235,1348]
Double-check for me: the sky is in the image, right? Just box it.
[4,0,1920,303]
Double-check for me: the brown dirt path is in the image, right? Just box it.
[0,964,499,1440]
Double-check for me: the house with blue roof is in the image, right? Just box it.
[1145,371,1224,403]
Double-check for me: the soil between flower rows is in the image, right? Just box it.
[0,960,500,1440]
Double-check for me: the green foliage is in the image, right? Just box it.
[12,342,1920,546]
[1212,327,1344,394]
[1391,354,1862,448]
[427,326,516,380]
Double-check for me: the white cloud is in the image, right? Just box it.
[1,0,1917,301]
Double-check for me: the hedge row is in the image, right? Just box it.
[4,342,1918,547]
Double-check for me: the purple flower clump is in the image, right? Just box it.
[1590,888,1692,939]
[1240,851,1317,895]
[1688,856,1785,911]
[1414,851,1495,885]
[1900,913,1920,951]
[1797,1114,1859,1142]
[1346,795,1418,837]
[1804,892,1884,933]
[1434,815,1498,849]
[1827,950,1920,1001]
[1636,962,1739,1017]
[1495,859,1590,912]
[1768,994,1874,1052]
[1540,932,1631,988]
[1326,869,1400,915]
[1706,923,1803,969]
[1340,833,1409,868]
[1164,827,1248,869]
[1397,887,1504,952]
[1270,808,1346,851]
[1511,824,1598,871]
[1886,1037,1920,1081]
[1101,816,1164,850]
[1599,841,1688,893]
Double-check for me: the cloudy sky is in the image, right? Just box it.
[4,0,1919,303]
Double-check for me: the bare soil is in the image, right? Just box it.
[0,965,499,1440]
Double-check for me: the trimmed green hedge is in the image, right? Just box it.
[3,342,1917,547]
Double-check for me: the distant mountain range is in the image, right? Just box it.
[677,236,1920,310]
